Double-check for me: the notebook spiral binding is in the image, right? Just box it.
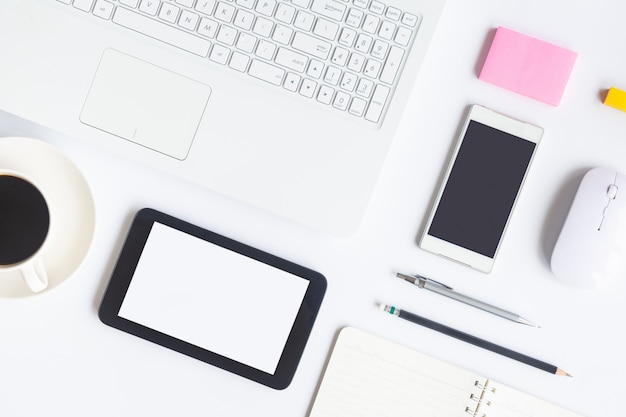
[474,380,496,393]
[465,406,486,417]
[470,393,492,406]
[465,380,495,417]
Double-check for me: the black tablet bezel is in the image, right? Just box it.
[98,208,326,390]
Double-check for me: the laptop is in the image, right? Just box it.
[0,0,445,235]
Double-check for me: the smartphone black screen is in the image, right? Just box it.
[427,121,537,258]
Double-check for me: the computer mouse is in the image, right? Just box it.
[551,167,626,288]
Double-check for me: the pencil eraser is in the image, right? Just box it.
[603,87,626,112]
[479,27,578,106]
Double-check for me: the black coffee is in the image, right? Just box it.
[0,175,50,265]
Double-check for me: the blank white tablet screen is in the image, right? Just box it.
[118,222,310,374]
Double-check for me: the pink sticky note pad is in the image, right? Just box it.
[479,27,577,106]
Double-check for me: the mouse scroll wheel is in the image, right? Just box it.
[607,184,619,199]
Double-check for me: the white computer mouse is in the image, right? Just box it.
[551,167,626,288]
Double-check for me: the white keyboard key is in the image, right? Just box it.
[198,17,219,38]
[299,79,317,98]
[93,0,114,19]
[236,32,257,52]
[345,8,364,27]
[362,14,380,34]
[370,39,389,59]
[316,85,334,105]
[331,47,349,66]
[217,25,238,45]
[113,7,211,56]
[379,20,396,40]
[275,48,308,73]
[233,9,254,30]
[120,0,139,8]
[255,0,277,16]
[349,97,367,117]
[284,72,301,92]
[159,2,180,23]
[235,0,255,9]
[369,0,384,15]
[311,0,346,22]
[292,0,311,8]
[229,51,250,72]
[291,32,331,60]
[332,91,350,110]
[215,2,236,22]
[339,72,357,92]
[386,7,401,21]
[354,33,373,53]
[57,0,72,4]
[306,60,324,79]
[379,45,403,84]
[255,39,276,60]
[355,77,374,97]
[249,59,285,85]
[139,0,160,16]
[179,10,200,31]
[74,0,95,12]
[176,0,194,7]
[323,66,342,85]
[313,18,339,41]
[338,28,356,47]
[272,25,294,45]
[210,44,231,64]
[347,52,365,72]
[275,3,296,24]
[253,17,273,37]
[353,0,368,8]
[195,0,216,15]
[294,11,315,32]
[363,58,381,78]
[394,26,412,46]
[364,84,390,122]
[401,12,419,27]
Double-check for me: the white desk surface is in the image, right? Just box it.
[1,1,625,416]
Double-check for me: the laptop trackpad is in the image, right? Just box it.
[80,49,211,160]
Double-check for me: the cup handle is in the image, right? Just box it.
[20,257,48,293]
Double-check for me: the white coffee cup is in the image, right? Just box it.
[0,169,51,292]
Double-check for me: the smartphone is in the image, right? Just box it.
[419,105,543,273]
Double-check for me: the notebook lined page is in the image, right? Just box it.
[478,380,584,417]
[309,327,483,417]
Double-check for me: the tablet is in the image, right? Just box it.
[99,209,326,389]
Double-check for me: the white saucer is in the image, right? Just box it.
[0,137,96,297]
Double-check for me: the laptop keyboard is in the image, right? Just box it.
[58,0,422,126]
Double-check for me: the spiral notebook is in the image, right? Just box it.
[309,327,583,417]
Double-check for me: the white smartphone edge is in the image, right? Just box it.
[419,104,544,273]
